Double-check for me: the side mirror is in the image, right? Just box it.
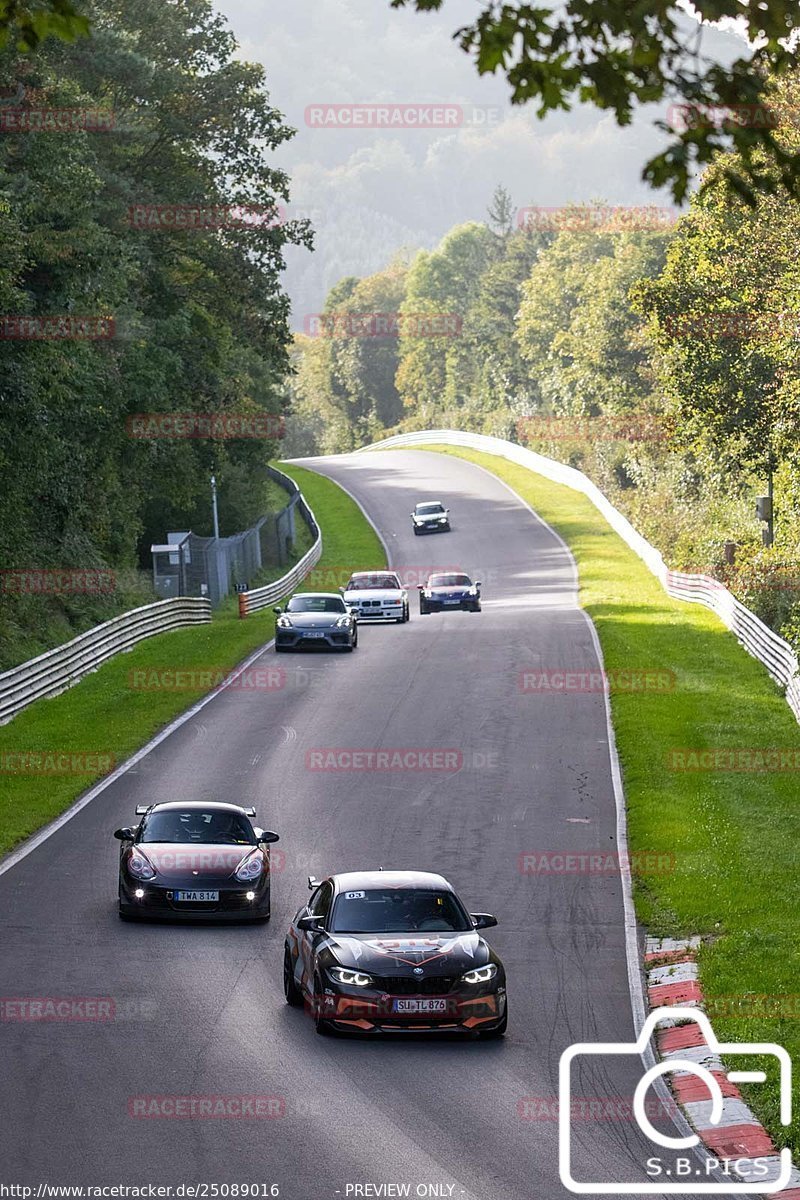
[475,581,482,588]
[114,827,134,840]
[308,875,321,890]
[258,830,280,844]
[471,912,497,930]
[338,586,345,593]
[273,605,282,615]
[417,584,424,591]
[297,914,325,932]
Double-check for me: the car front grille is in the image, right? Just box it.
[372,974,458,996]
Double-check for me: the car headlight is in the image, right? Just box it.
[461,964,498,985]
[386,599,401,605]
[438,517,447,523]
[276,616,292,628]
[335,615,352,626]
[128,850,156,881]
[328,967,373,987]
[235,851,264,882]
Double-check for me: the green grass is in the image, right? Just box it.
[0,462,385,859]
[405,444,800,1150]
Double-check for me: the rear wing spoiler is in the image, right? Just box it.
[134,804,257,816]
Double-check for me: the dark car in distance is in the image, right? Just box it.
[419,572,481,614]
[273,592,358,651]
[284,870,506,1037]
[411,500,450,535]
[115,800,279,921]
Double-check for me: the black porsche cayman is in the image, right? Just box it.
[115,800,279,921]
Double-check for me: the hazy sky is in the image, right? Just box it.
[215,0,745,327]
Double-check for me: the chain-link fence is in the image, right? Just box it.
[150,468,303,608]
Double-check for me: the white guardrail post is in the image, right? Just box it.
[238,467,323,617]
[1,469,323,725]
[357,430,800,726]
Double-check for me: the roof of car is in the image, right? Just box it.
[330,870,453,892]
[146,801,252,815]
[347,571,398,578]
[416,500,443,506]
[290,591,345,599]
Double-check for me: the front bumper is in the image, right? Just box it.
[346,603,404,619]
[275,629,353,649]
[119,878,271,920]
[413,522,449,534]
[313,982,506,1034]
[424,596,480,612]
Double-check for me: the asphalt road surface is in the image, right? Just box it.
[0,450,725,1199]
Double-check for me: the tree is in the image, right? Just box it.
[486,184,515,239]
[0,0,87,51]
[389,0,800,204]
[396,222,497,420]
[0,0,309,661]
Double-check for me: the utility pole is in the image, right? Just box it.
[210,473,220,540]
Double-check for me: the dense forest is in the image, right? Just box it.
[0,0,309,666]
[285,72,800,656]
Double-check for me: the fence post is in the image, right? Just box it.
[238,591,249,620]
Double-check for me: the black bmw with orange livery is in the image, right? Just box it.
[283,870,506,1037]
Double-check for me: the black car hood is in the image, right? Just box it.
[320,932,490,975]
[131,843,260,885]
[284,613,345,628]
[428,585,471,596]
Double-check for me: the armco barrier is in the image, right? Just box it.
[0,597,211,726]
[238,469,322,616]
[358,430,800,725]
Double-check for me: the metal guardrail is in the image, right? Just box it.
[0,597,211,726]
[238,468,322,616]
[360,429,800,725]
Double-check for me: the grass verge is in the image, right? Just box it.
[406,444,800,1149]
[0,461,385,859]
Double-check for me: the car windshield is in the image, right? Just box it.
[345,574,400,591]
[330,887,472,933]
[429,574,471,587]
[139,809,256,845]
[287,595,346,614]
[416,503,444,515]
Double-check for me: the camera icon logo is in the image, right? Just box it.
[559,1006,792,1194]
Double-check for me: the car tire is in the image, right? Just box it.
[413,526,420,536]
[283,947,303,1007]
[403,603,410,622]
[313,974,334,1035]
[479,1006,507,1039]
[275,643,287,653]
[420,601,429,615]
[118,907,136,921]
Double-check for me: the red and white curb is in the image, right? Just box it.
[645,936,799,1197]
